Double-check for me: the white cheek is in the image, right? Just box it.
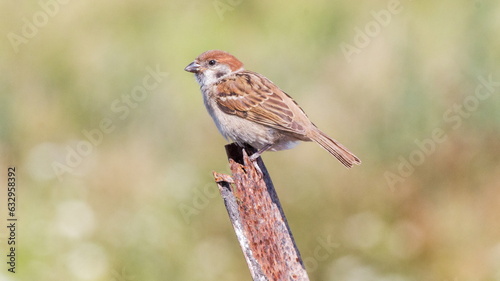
[203,72,220,85]
[195,71,219,86]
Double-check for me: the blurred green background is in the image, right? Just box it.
[1,0,500,280]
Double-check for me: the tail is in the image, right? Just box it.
[309,129,361,168]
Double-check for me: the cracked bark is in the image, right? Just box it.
[213,143,310,281]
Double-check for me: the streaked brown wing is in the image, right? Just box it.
[215,71,307,135]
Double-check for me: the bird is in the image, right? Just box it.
[184,50,361,168]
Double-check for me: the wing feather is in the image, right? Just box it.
[215,72,306,135]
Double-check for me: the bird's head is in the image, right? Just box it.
[184,50,244,86]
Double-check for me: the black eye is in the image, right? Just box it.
[208,60,217,66]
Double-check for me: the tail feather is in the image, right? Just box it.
[309,129,361,168]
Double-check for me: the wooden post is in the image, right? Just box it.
[213,143,310,281]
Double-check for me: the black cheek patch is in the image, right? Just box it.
[215,72,225,79]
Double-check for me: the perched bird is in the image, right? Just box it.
[184,50,361,168]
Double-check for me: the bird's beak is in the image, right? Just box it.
[184,61,200,73]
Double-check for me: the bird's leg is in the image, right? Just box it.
[249,144,272,161]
